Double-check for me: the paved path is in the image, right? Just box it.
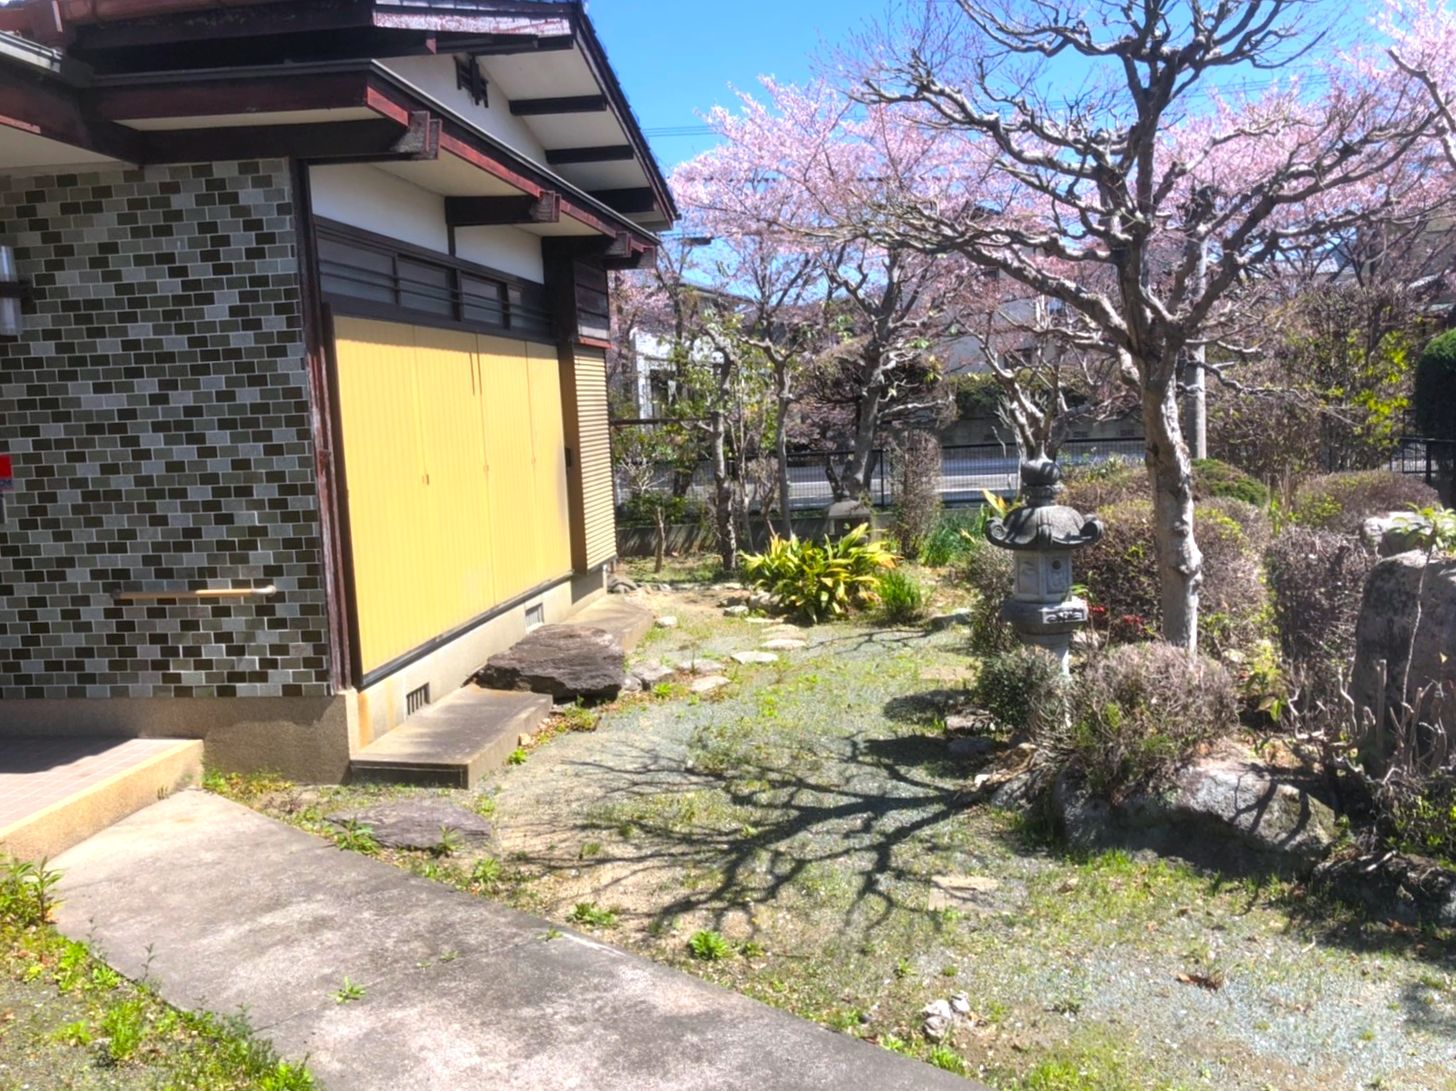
[53,791,974,1091]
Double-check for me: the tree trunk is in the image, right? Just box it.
[653,506,666,574]
[775,392,793,539]
[835,385,884,502]
[709,410,737,571]
[1143,379,1204,654]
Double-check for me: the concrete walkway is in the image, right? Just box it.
[53,791,975,1090]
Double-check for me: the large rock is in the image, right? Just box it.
[1052,755,1338,871]
[1360,513,1428,557]
[1351,553,1456,768]
[1311,852,1456,927]
[476,625,625,702]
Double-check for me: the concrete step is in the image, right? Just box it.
[0,737,203,862]
[349,687,550,789]
[565,597,653,651]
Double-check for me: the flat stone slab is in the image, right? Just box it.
[731,651,779,665]
[330,798,494,852]
[761,639,807,651]
[632,663,676,686]
[352,687,550,789]
[677,658,725,675]
[477,625,626,703]
[53,793,971,1091]
[568,597,654,651]
[690,676,730,694]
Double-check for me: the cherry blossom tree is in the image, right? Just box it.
[852,0,1442,654]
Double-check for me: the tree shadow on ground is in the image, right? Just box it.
[515,730,970,938]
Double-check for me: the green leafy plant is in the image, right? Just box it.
[960,531,1018,655]
[1191,457,1270,507]
[740,524,896,623]
[1393,505,1456,555]
[333,819,379,855]
[334,978,366,1004]
[568,902,619,928]
[508,747,529,766]
[919,510,982,566]
[687,929,730,961]
[928,1045,968,1075]
[875,567,928,624]
[99,998,147,1063]
[470,858,503,887]
[430,826,464,858]
[0,857,63,926]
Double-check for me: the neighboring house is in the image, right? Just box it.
[0,0,675,780]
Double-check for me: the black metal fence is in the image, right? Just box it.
[1389,436,1456,486]
[617,436,1147,511]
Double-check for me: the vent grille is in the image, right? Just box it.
[525,603,546,630]
[406,684,431,717]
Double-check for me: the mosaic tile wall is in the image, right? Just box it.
[0,160,333,700]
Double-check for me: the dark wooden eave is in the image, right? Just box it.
[509,94,606,117]
[544,144,633,166]
[589,187,657,216]
[444,192,560,227]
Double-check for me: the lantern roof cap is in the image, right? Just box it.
[986,457,1104,553]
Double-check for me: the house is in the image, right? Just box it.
[0,0,675,781]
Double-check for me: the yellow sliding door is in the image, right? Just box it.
[333,317,571,677]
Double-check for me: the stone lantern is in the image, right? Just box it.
[985,457,1104,673]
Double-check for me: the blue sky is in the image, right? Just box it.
[591,0,1387,174]
[589,0,891,170]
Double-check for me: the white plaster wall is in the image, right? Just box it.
[310,164,449,253]
[383,55,548,162]
[453,225,544,283]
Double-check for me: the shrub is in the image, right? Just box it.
[1078,497,1271,657]
[920,510,983,567]
[618,493,707,528]
[741,524,896,623]
[876,568,928,624]
[1289,471,1439,534]
[960,536,1018,655]
[1061,458,1145,512]
[1385,775,1456,867]
[889,431,943,560]
[950,372,1004,420]
[1265,525,1375,670]
[1043,643,1239,795]
[972,645,1067,736]
[1192,458,1270,508]
[1415,330,1456,444]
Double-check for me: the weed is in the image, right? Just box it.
[542,928,563,941]
[568,902,619,928]
[508,747,529,766]
[879,1033,911,1055]
[99,998,147,1063]
[558,702,601,732]
[0,856,63,926]
[431,826,464,858]
[470,858,503,887]
[688,929,731,961]
[334,978,366,1004]
[333,819,379,855]
[928,1045,967,1075]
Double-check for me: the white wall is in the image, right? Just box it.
[383,55,548,163]
[310,164,449,253]
[455,225,543,283]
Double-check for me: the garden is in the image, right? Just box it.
[209,451,1456,1090]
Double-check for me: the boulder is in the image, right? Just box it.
[723,604,751,618]
[608,575,639,595]
[1311,852,1456,927]
[926,609,973,633]
[1052,755,1338,871]
[656,615,678,629]
[329,798,494,852]
[1360,513,1428,557]
[948,735,996,761]
[476,625,626,702]
[1351,553,1456,768]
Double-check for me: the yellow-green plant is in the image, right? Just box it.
[740,524,896,623]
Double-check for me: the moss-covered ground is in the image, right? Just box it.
[214,569,1456,1090]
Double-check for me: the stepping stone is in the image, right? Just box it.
[731,651,779,665]
[927,874,1004,912]
[476,625,625,702]
[632,663,676,686]
[690,676,730,695]
[745,618,774,626]
[656,616,678,628]
[329,798,494,852]
[723,605,750,618]
[927,609,973,632]
[922,666,975,684]
[761,639,806,651]
[678,658,725,675]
